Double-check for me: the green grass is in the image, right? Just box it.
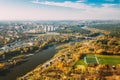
[86,57,97,64]
[85,54,120,65]
[74,59,87,68]
[118,41,120,45]
[86,54,95,57]
[74,54,120,68]
[97,55,120,65]
[86,54,98,64]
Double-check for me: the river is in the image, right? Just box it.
[0,45,57,80]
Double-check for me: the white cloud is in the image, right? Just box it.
[76,0,86,3]
[31,0,120,9]
[102,4,116,7]
[31,1,93,10]
[0,0,120,20]
[31,0,120,20]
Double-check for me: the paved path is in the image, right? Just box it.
[95,55,99,64]
[84,57,87,64]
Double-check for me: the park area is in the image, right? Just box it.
[74,54,120,67]
[85,54,99,64]
[97,55,120,65]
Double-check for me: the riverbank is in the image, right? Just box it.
[0,44,58,80]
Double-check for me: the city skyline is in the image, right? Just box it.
[0,0,120,20]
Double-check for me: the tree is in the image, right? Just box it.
[96,49,105,55]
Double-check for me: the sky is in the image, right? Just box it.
[0,0,120,20]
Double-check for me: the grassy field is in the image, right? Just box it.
[74,59,87,68]
[97,55,120,65]
[74,54,120,68]
[86,54,120,65]
[86,54,98,64]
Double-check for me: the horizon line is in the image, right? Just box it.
[0,19,120,21]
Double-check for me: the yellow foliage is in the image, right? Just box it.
[96,49,104,54]
[0,63,5,68]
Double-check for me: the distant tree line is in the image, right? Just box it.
[89,23,120,37]
[56,25,90,34]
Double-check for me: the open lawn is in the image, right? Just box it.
[85,54,120,65]
[86,57,97,64]
[86,54,98,64]
[74,59,87,68]
[74,54,120,68]
[97,55,120,65]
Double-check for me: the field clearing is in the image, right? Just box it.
[97,55,120,65]
[86,57,97,64]
[85,54,98,64]
[85,54,120,65]
[74,59,87,68]
[74,54,120,68]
